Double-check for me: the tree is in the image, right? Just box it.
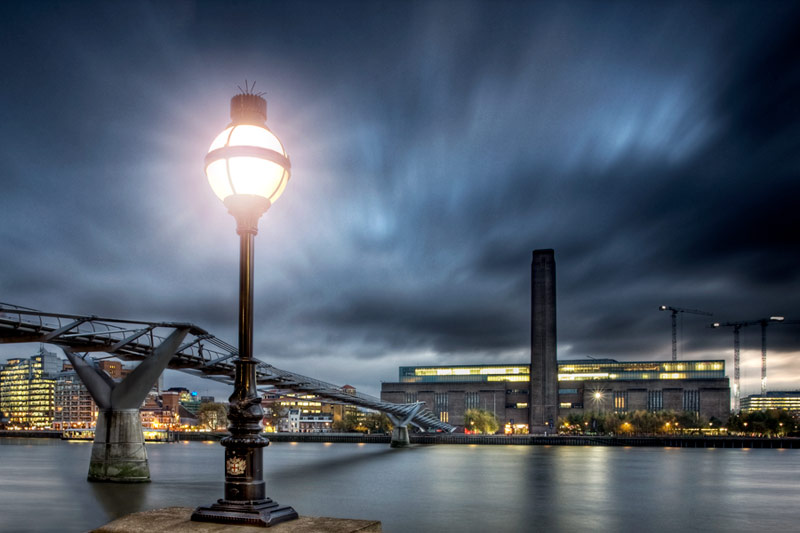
[362,412,393,434]
[197,402,228,431]
[464,408,500,434]
[730,409,796,437]
[675,410,706,432]
[263,405,287,432]
[332,412,360,432]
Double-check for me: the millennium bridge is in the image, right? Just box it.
[0,303,454,481]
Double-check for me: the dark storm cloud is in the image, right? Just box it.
[307,288,528,355]
[1,1,799,397]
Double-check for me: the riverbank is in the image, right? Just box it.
[4,429,798,448]
[0,429,60,438]
[177,431,800,449]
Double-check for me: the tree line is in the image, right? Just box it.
[331,411,393,433]
[559,409,799,436]
[726,409,798,437]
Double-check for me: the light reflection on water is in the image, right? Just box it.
[0,438,798,532]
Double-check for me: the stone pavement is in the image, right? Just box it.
[91,507,381,533]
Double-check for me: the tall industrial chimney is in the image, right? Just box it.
[530,249,558,433]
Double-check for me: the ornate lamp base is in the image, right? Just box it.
[191,498,298,527]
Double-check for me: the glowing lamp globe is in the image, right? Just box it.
[204,93,290,218]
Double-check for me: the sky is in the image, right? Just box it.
[1,1,799,400]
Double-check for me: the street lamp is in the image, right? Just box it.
[192,88,298,527]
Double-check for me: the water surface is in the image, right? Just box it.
[0,438,798,532]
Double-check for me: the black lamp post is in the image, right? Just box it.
[192,88,298,527]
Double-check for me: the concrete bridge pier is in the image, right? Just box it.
[390,425,410,447]
[65,327,189,482]
[90,409,149,481]
[387,403,422,448]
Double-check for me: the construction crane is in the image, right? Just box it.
[659,305,713,361]
[711,316,793,411]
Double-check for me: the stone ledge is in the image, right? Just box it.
[91,507,381,533]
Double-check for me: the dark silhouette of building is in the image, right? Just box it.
[530,249,558,433]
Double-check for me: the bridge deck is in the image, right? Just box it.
[0,303,454,432]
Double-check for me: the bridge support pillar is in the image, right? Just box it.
[89,409,149,482]
[390,425,410,448]
[386,403,422,448]
[65,327,189,482]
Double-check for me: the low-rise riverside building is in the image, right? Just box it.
[381,359,731,432]
[281,408,334,433]
[740,391,800,413]
[264,388,358,429]
[53,365,98,430]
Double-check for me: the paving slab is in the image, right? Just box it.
[91,507,381,533]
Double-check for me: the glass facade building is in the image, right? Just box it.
[740,392,800,413]
[0,348,60,428]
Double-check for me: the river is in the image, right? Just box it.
[0,438,798,532]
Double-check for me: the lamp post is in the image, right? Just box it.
[192,88,298,527]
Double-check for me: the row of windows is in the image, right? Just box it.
[410,359,725,380]
[647,391,663,411]
[570,389,702,413]
[400,361,725,383]
[558,361,723,373]
[558,371,724,381]
[400,391,525,411]
[465,392,480,410]
[614,391,627,410]
[404,366,529,378]
[396,388,704,414]
[434,393,450,422]
[683,390,700,413]
[434,392,448,413]
[740,397,800,411]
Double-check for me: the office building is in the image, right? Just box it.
[282,409,334,433]
[740,391,800,413]
[264,388,358,427]
[53,363,98,430]
[0,347,60,428]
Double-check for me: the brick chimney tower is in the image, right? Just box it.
[530,249,558,433]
